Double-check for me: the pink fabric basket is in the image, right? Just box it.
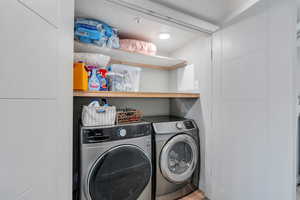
[120,39,157,56]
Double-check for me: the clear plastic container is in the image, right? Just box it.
[74,52,111,67]
[108,64,141,92]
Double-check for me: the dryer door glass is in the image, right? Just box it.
[160,134,198,183]
[88,145,151,200]
[168,141,193,174]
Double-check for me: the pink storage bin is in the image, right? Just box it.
[120,39,157,56]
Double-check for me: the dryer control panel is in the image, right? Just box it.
[81,122,152,144]
[151,120,197,134]
[183,121,195,129]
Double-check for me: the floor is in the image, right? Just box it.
[179,190,206,200]
[297,186,300,200]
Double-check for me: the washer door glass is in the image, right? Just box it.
[160,134,198,183]
[88,145,151,200]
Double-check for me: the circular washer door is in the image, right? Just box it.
[88,145,152,200]
[160,134,198,183]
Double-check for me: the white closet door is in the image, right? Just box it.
[211,0,296,200]
[0,0,73,200]
[0,100,57,200]
[0,0,58,99]
[18,0,59,28]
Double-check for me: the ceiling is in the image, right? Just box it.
[75,0,251,54]
[150,0,249,25]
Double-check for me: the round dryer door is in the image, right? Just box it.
[160,134,198,183]
[87,145,152,200]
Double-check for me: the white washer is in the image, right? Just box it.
[80,122,152,200]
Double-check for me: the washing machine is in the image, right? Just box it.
[145,116,200,200]
[80,122,152,200]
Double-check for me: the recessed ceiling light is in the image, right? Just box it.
[159,33,170,40]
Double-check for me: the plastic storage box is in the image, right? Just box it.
[74,53,111,67]
[108,64,141,92]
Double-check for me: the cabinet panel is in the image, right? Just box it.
[211,1,296,200]
[18,0,59,28]
[222,10,267,62]
[0,0,57,99]
[215,102,268,200]
[221,51,267,100]
[0,100,58,200]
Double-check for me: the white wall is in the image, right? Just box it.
[139,68,170,92]
[170,37,211,93]
[211,0,297,200]
[297,48,300,95]
[0,0,73,200]
[170,36,212,192]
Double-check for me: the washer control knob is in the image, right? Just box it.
[119,128,127,137]
[176,122,184,130]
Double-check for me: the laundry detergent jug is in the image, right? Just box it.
[88,68,101,91]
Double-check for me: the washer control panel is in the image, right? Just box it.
[82,122,152,144]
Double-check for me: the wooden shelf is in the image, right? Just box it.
[73,91,200,99]
[74,41,187,70]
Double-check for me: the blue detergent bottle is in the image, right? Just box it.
[88,69,101,91]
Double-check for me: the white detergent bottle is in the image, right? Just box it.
[88,69,101,91]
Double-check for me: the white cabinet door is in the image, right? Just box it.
[0,0,58,99]
[211,0,296,200]
[0,100,58,200]
[18,0,59,28]
[0,0,73,200]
